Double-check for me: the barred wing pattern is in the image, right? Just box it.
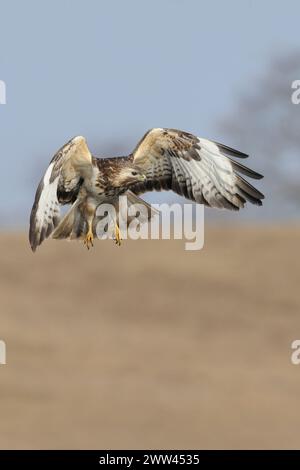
[29,136,92,251]
[130,128,264,209]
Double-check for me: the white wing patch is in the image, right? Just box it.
[197,138,243,208]
[29,162,61,251]
[35,163,60,229]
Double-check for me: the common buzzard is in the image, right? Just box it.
[29,128,264,251]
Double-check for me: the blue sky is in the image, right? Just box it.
[0,0,300,225]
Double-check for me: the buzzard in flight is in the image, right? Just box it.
[29,128,264,251]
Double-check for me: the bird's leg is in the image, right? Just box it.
[84,201,95,250]
[84,215,94,250]
[114,221,122,246]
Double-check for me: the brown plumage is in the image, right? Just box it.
[29,129,264,251]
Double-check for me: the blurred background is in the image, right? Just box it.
[0,0,300,449]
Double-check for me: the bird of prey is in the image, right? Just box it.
[29,128,264,251]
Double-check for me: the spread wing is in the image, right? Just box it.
[29,136,93,252]
[130,128,264,209]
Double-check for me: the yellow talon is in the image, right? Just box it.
[115,223,122,246]
[84,230,94,250]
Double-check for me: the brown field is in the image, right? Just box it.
[0,226,300,449]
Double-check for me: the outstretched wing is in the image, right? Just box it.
[29,136,92,251]
[130,128,264,209]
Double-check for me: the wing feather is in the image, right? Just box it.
[131,128,264,209]
[29,136,92,251]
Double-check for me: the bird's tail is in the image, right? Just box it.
[51,200,86,240]
[119,190,159,224]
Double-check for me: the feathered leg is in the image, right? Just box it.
[82,198,96,250]
[114,222,122,246]
[84,217,94,249]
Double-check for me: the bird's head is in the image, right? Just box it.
[112,166,146,188]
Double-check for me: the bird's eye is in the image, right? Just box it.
[132,171,138,176]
